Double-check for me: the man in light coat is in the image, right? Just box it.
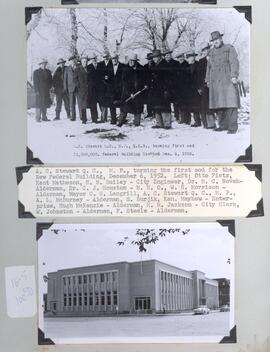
[206,31,240,134]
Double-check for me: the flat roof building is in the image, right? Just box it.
[45,259,219,316]
[214,278,230,307]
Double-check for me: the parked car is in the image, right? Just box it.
[193,305,210,315]
[220,305,230,312]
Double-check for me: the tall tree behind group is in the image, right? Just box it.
[70,9,78,57]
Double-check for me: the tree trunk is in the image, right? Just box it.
[103,8,108,52]
[70,8,78,57]
[26,9,42,40]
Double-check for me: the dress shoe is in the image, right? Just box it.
[42,117,50,121]
[117,119,127,127]
[191,123,201,127]
[54,117,60,121]
[214,127,226,132]
[152,125,162,129]
[164,126,172,130]
[227,131,237,134]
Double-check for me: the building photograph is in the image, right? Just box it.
[38,222,234,343]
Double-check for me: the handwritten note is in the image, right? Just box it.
[5,266,37,318]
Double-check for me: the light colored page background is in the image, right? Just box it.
[0,0,269,352]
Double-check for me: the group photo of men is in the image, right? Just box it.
[32,30,240,134]
[27,7,250,163]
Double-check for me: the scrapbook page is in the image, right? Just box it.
[1,0,270,352]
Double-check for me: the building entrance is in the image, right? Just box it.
[135,296,151,311]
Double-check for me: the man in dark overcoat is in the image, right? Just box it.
[183,51,201,127]
[161,49,179,120]
[75,56,89,124]
[206,31,240,134]
[117,53,146,127]
[143,53,154,118]
[33,58,52,122]
[87,53,100,123]
[110,53,126,125]
[63,56,78,121]
[52,58,70,120]
[148,50,172,129]
[196,42,215,129]
[97,51,114,122]
[175,52,190,124]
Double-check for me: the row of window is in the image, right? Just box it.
[63,272,118,286]
[161,293,193,309]
[161,271,192,286]
[63,290,118,307]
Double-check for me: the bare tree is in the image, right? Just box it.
[70,9,78,57]
[26,9,43,40]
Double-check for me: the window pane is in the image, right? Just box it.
[95,293,99,305]
[89,292,93,306]
[101,292,105,305]
[107,291,111,305]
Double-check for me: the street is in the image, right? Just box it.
[43,311,230,342]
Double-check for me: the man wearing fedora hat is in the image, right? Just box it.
[206,31,240,134]
[148,49,172,129]
[97,50,114,122]
[161,48,179,121]
[117,53,145,127]
[182,50,202,127]
[196,42,215,129]
[33,58,52,122]
[52,58,70,121]
[175,51,190,124]
[143,53,154,118]
[64,56,78,121]
[110,52,126,125]
[87,53,100,123]
[75,56,90,124]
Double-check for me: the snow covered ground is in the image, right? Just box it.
[27,96,250,164]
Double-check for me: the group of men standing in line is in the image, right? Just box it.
[33,31,240,134]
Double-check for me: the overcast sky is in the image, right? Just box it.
[38,223,234,292]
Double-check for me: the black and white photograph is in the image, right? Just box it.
[27,7,250,164]
[38,222,235,344]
